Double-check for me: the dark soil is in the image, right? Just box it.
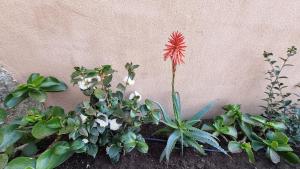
[58,125,300,169]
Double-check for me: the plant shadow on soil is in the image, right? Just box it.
[58,124,300,169]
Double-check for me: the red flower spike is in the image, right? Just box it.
[163,31,186,67]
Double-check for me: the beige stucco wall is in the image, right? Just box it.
[1,0,300,118]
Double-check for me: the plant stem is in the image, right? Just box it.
[171,63,179,120]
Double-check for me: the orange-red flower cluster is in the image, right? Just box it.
[163,31,186,69]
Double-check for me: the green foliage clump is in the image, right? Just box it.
[70,63,160,163]
[203,104,300,164]
[0,74,74,169]
[4,73,67,108]
[262,46,300,144]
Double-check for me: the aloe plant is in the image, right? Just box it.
[157,32,226,162]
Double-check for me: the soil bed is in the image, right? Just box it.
[58,125,300,169]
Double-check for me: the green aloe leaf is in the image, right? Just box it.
[184,137,206,155]
[160,130,180,162]
[188,101,214,125]
[172,92,181,119]
[152,101,172,124]
[190,130,227,155]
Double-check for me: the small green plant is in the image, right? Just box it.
[0,75,76,169]
[262,46,300,144]
[4,73,67,108]
[204,104,300,164]
[70,63,160,163]
[252,131,300,164]
[156,32,226,162]
[228,141,255,163]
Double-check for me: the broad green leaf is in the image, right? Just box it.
[22,143,38,156]
[94,89,106,100]
[5,157,36,169]
[0,124,22,152]
[71,140,85,151]
[228,141,242,153]
[103,74,112,86]
[268,122,286,131]
[201,124,214,131]
[189,101,214,125]
[266,131,288,145]
[224,127,237,138]
[46,118,61,129]
[267,148,280,164]
[275,145,293,152]
[241,143,255,163]
[239,122,254,140]
[279,152,300,164]
[0,154,8,169]
[40,77,67,92]
[250,115,266,124]
[121,132,137,152]
[87,144,98,158]
[32,121,58,139]
[106,145,121,164]
[4,93,28,109]
[45,106,65,118]
[251,140,265,151]
[0,109,7,125]
[28,90,47,102]
[242,114,262,126]
[136,141,148,153]
[27,73,44,85]
[36,141,73,169]
[161,130,180,162]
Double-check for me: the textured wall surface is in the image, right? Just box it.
[1,0,300,118]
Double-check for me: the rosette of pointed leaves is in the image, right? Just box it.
[4,73,67,108]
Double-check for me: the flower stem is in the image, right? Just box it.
[171,63,179,120]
